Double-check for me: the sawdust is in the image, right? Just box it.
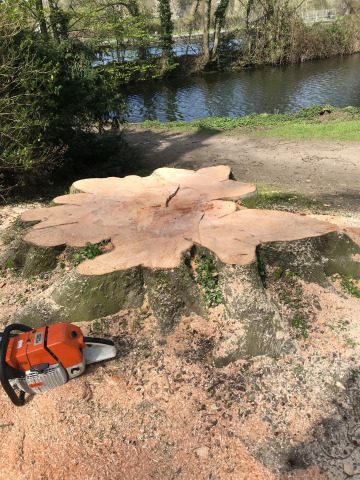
[1,206,360,479]
[0,203,67,321]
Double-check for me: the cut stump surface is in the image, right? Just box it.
[21,165,335,274]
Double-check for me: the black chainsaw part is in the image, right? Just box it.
[83,337,114,346]
[0,324,32,406]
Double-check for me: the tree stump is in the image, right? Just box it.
[3,165,360,364]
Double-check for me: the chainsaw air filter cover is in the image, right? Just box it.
[13,363,68,394]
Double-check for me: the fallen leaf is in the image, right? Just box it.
[82,381,93,401]
[0,283,5,289]
[336,381,346,390]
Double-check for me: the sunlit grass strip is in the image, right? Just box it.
[137,105,360,141]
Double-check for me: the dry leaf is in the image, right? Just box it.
[336,381,346,391]
[82,381,93,401]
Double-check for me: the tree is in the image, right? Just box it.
[212,0,230,57]
[158,0,174,68]
[201,0,231,62]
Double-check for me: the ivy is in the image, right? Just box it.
[74,242,102,265]
[194,256,222,308]
[158,0,174,68]
[340,276,360,298]
[291,314,308,340]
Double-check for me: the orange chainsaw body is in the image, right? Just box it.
[5,323,85,371]
[0,322,116,406]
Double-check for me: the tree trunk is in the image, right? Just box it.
[203,0,211,62]
[48,0,60,42]
[185,0,201,57]
[35,0,48,37]
[212,0,230,58]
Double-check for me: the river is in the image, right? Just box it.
[120,53,360,122]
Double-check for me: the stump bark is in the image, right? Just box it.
[3,165,360,364]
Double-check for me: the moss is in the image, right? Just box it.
[322,231,360,279]
[0,239,65,277]
[213,260,293,367]
[51,267,144,323]
[23,244,66,277]
[13,302,65,329]
[259,236,328,286]
[260,231,360,286]
[144,254,207,335]
[0,217,38,246]
[0,238,32,270]
[0,217,66,276]
[14,267,144,327]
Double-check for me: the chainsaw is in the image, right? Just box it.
[0,323,116,406]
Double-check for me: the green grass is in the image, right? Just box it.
[138,105,360,142]
[259,120,360,141]
[240,185,330,212]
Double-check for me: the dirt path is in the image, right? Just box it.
[126,128,360,211]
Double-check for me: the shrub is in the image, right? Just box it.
[0,1,61,196]
[0,1,131,199]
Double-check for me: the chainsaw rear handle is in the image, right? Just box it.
[0,324,32,406]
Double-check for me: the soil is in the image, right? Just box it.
[2,200,360,478]
[125,127,360,213]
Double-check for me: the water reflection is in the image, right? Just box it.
[121,53,360,122]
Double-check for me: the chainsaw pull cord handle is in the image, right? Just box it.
[0,324,32,406]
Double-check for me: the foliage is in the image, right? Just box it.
[0,1,62,196]
[340,276,360,298]
[194,256,222,307]
[73,242,103,264]
[291,314,308,340]
[0,0,133,199]
[329,318,349,332]
[89,317,107,335]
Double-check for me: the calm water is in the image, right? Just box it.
[121,53,360,122]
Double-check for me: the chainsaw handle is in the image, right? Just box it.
[0,324,32,406]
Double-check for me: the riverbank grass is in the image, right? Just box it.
[258,119,360,141]
[138,105,360,141]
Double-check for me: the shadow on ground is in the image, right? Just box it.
[126,126,360,214]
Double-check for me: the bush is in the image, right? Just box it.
[0,1,131,199]
[0,1,61,196]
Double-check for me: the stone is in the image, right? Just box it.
[195,446,209,458]
[343,460,354,476]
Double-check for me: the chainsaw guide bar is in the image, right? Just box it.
[0,323,116,406]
